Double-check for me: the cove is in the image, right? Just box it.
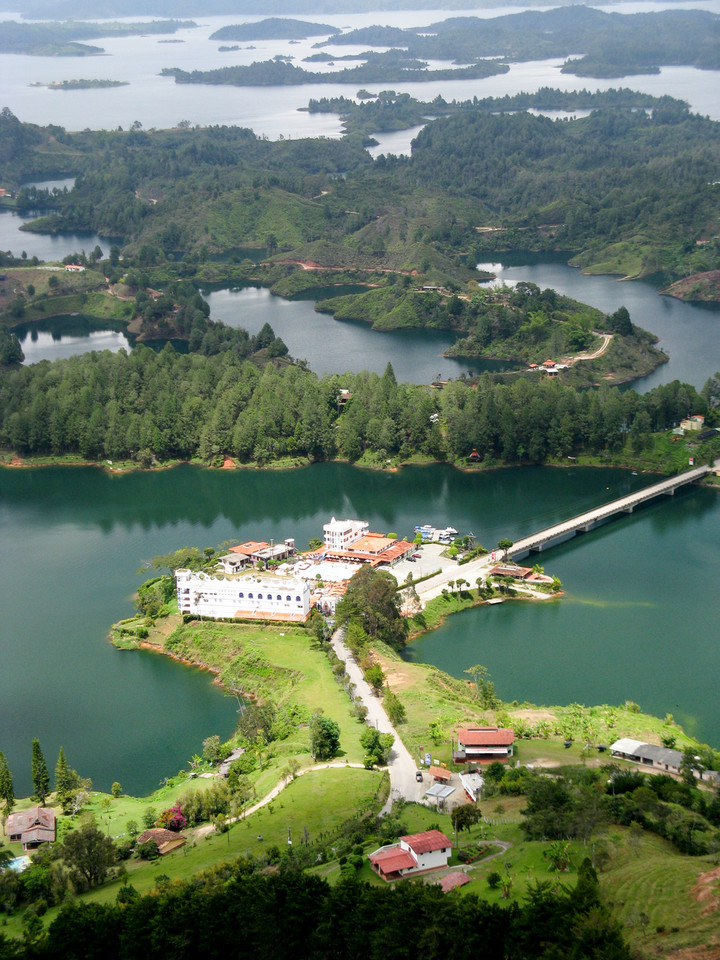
[479,253,720,391]
[14,315,131,364]
[2,460,718,795]
[202,285,518,382]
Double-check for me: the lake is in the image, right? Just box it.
[3,1,720,798]
[16,260,719,390]
[0,4,719,135]
[2,460,719,797]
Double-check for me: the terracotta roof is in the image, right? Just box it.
[6,807,55,843]
[458,727,515,746]
[428,765,452,781]
[231,541,269,555]
[489,565,531,578]
[136,828,181,845]
[402,829,451,854]
[439,872,472,893]
[369,847,417,874]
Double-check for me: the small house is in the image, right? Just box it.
[680,415,704,431]
[454,727,515,764]
[369,829,451,881]
[609,738,683,775]
[136,828,186,855]
[6,807,56,850]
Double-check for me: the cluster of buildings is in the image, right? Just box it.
[176,517,416,623]
[527,359,568,377]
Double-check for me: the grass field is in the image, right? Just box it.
[1,766,384,940]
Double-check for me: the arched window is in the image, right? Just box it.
[238,592,244,598]
[295,596,301,602]
[258,593,263,600]
[276,595,281,601]
[248,593,253,599]
[286,595,291,602]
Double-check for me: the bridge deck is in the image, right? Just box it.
[509,464,711,558]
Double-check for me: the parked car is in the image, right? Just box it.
[415,770,424,782]
[412,553,422,559]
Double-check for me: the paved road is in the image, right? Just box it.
[329,628,424,813]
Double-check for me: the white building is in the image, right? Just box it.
[369,829,451,880]
[322,517,368,552]
[175,569,311,623]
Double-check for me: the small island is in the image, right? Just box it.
[47,79,129,90]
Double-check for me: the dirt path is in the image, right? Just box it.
[570,332,613,362]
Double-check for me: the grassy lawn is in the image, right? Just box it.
[2,767,384,940]
[112,616,367,799]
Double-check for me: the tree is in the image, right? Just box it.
[55,747,72,800]
[497,538,514,560]
[335,566,408,650]
[54,748,91,815]
[463,664,498,708]
[111,782,122,798]
[360,728,394,768]
[364,663,385,693]
[61,823,116,890]
[31,739,49,804]
[310,713,340,761]
[202,735,222,764]
[452,803,482,834]
[0,752,14,812]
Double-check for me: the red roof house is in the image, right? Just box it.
[6,807,56,850]
[369,829,451,880]
[454,727,515,764]
[136,828,186,855]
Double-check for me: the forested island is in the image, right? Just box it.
[0,19,196,56]
[46,79,129,90]
[310,7,720,78]
[162,50,509,86]
[209,19,340,41]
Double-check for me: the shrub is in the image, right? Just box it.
[487,871,502,889]
[136,840,159,861]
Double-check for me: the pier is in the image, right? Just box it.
[508,463,714,560]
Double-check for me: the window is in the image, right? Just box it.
[238,592,244,598]
[248,593,253,599]
[258,594,263,600]
[296,596,301,602]
[276,595,281,601]
[286,595,291,601]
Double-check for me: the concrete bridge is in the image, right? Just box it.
[508,463,714,560]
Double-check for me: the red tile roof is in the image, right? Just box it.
[369,847,417,874]
[402,829,451,854]
[458,727,515,746]
[428,765,452,781]
[439,871,472,893]
[6,806,55,844]
[231,541,269,555]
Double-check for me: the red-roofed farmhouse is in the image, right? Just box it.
[369,829,451,880]
[454,727,515,764]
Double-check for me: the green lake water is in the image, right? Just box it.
[2,461,719,796]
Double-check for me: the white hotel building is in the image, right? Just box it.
[175,569,311,623]
[323,517,369,551]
